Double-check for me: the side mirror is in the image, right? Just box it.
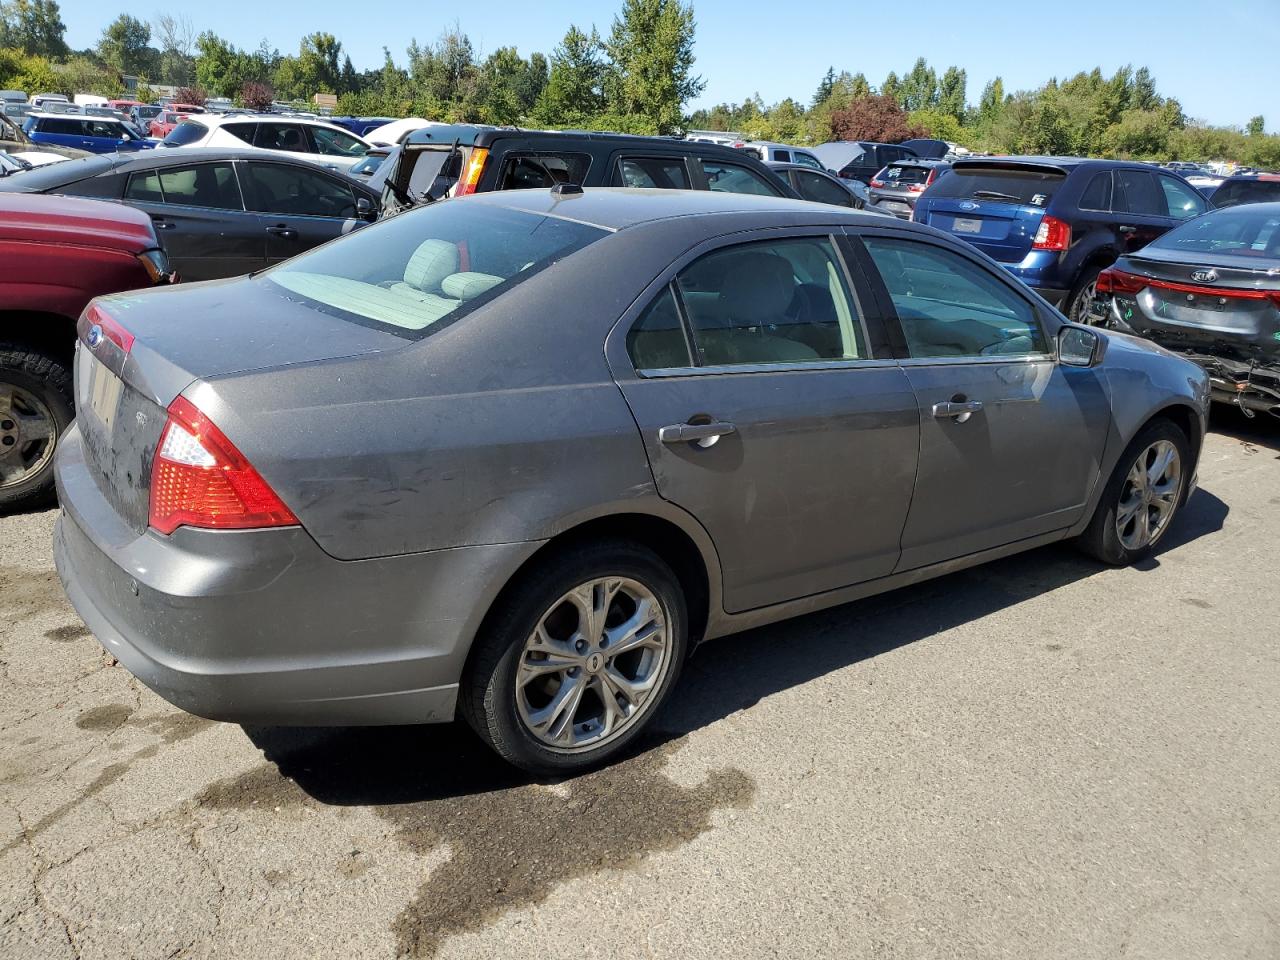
[356,195,376,221]
[1058,324,1102,367]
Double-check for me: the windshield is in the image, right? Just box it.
[924,165,1065,206]
[162,121,207,146]
[1148,206,1280,257]
[266,200,607,338]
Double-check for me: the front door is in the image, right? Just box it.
[610,232,920,613]
[238,160,362,266]
[857,232,1111,571]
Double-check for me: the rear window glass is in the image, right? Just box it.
[1211,179,1280,209]
[924,165,1065,206]
[266,202,606,338]
[162,121,207,146]
[619,156,691,190]
[496,152,591,190]
[1148,207,1280,257]
[880,164,931,185]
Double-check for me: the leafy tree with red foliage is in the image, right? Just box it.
[241,81,273,112]
[174,85,207,107]
[829,94,924,143]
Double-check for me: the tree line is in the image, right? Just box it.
[1,0,1275,166]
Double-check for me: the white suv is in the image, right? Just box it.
[160,114,373,172]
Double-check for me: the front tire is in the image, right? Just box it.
[1067,265,1105,324]
[461,540,688,776]
[1077,419,1190,566]
[0,344,73,512]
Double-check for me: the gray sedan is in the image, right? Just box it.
[54,188,1209,774]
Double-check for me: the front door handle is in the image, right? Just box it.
[932,399,984,422]
[267,225,298,239]
[151,218,174,230]
[1117,225,1137,234]
[658,420,736,446]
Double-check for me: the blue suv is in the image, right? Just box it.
[913,158,1208,321]
[23,114,155,155]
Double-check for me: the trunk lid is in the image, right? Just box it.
[914,162,1068,263]
[73,277,411,534]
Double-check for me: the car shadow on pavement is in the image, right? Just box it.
[1210,405,1280,454]
[244,487,1228,805]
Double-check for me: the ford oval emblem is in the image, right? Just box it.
[86,324,103,348]
[1191,269,1217,283]
[960,201,979,211]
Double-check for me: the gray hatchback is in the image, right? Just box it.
[55,188,1209,774]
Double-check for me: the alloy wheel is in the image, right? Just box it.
[1115,439,1181,551]
[515,577,672,753]
[0,384,57,490]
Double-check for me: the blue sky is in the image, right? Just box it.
[54,0,1280,132]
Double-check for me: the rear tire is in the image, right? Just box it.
[460,540,688,776]
[0,344,73,512]
[1067,265,1105,324]
[1076,418,1190,566]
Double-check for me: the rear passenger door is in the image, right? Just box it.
[1113,168,1171,253]
[613,154,694,189]
[793,170,855,207]
[698,157,785,196]
[239,160,362,266]
[607,230,919,612]
[123,161,262,280]
[855,230,1110,570]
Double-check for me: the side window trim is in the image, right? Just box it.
[241,160,354,219]
[152,161,247,212]
[612,153,695,189]
[846,228,1056,365]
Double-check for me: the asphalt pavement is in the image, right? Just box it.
[2,409,1278,959]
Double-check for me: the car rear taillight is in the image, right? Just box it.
[908,183,926,193]
[924,168,939,187]
[83,302,134,354]
[453,147,489,196]
[149,396,298,535]
[870,178,886,188]
[1032,214,1071,251]
[1095,268,1146,296]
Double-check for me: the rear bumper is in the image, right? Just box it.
[54,423,542,726]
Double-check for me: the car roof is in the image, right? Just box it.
[460,185,882,232]
[402,123,750,157]
[193,113,370,138]
[27,112,126,121]
[764,161,835,173]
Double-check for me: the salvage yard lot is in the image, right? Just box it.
[2,413,1278,960]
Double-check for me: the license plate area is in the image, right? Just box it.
[953,217,982,234]
[78,349,124,433]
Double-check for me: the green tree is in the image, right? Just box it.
[603,0,704,134]
[812,66,834,107]
[0,45,58,92]
[97,14,152,76]
[0,0,67,59]
[152,13,194,86]
[1131,66,1158,111]
[880,70,900,104]
[56,54,121,97]
[1247,115,1265,137]
[978,76,1004,123]
[535,25,606,122]
[937,66,966,120]
[898,57,937,111]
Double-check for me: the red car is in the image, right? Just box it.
[0,193,173,509]
[147,110,190,138]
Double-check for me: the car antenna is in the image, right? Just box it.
[550,183,583,196]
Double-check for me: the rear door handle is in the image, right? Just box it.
[932,400,984,422]
[658,421,736,445]
[266,225,298,239]
[151,218,174,230]
[1117,225,1137,234]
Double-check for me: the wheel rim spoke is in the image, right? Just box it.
[603,597,663,657]
[0,383,56,490]
[1115,439,1180,551]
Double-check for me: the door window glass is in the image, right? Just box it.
[1157,175,1206,220]
[794,152,823,169]
[619,156,691,189]
[628,286,692,370]
[154,162,242,210]
[1079,171,1112,211]
[675,237,865,365]
[125,170,164,202]
[43,117,85,136]
[221,122,256,145]
[241,162,357,217]
[794,170,852,207]
[253,122,308,152]
[496,152,591,190]
[863,236,1047,358]
[771,149,789,162]
[701,159,780,196]
[311,125,368,157]
[1114,169,1163,215]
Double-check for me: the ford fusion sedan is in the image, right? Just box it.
[55,189,1208,775]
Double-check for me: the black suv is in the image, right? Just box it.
[913,157,1209,321]
[809,141,919,185]
[1210,173,1280,209]
[373,125,797,215]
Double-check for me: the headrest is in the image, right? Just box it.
[720,253,795,326]
[403,239,459,291]
[441,271,503,301]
